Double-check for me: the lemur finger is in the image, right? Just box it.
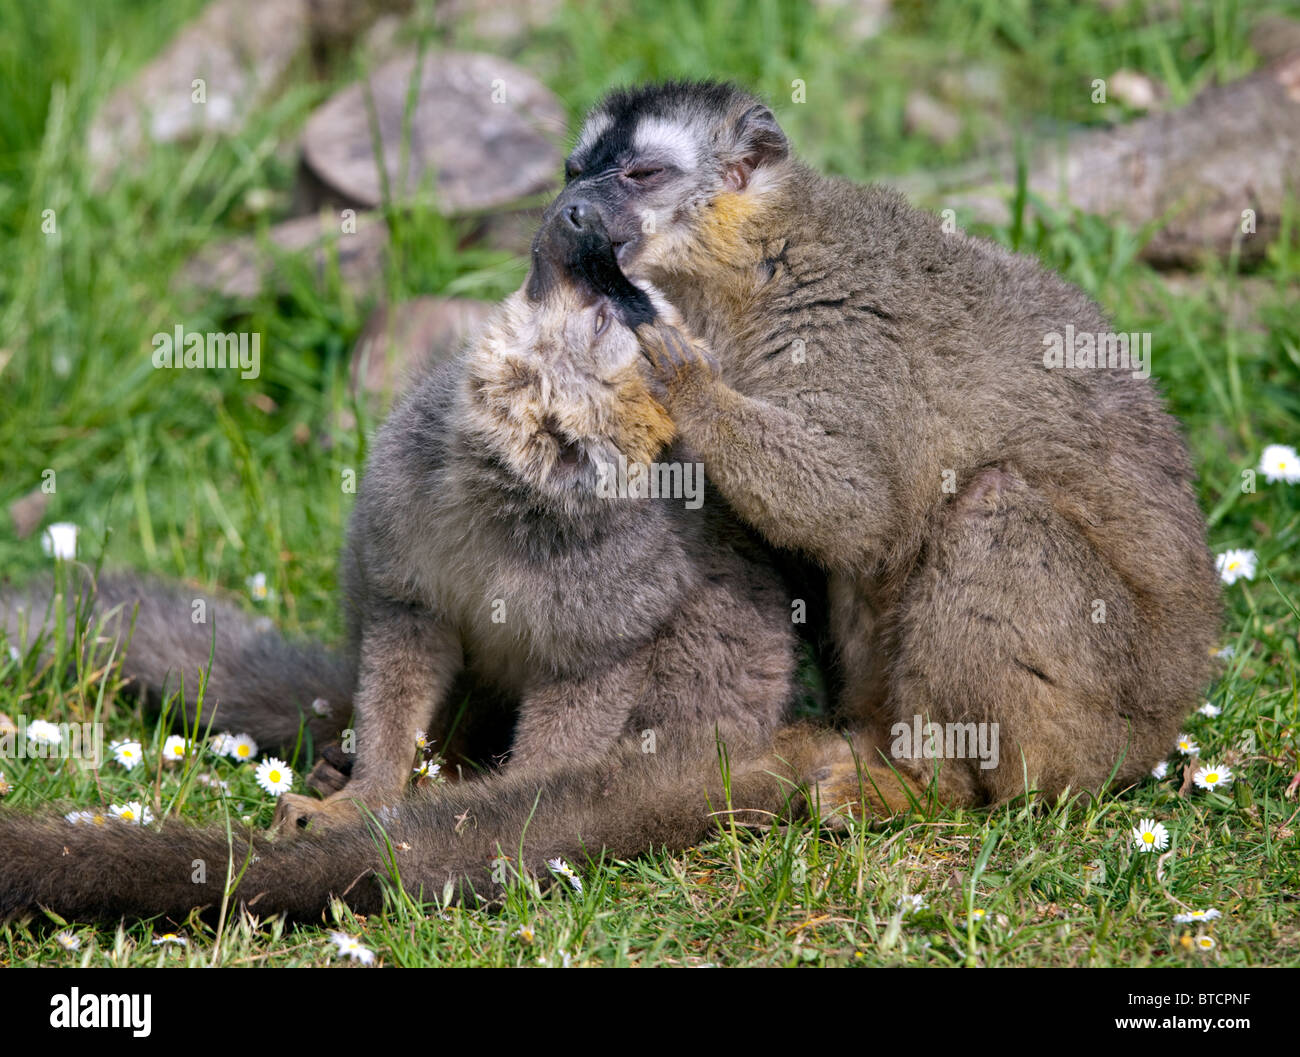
[635,323,670,371]
[659,326,694,369]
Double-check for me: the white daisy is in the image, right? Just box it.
[246,572,269,601]
[110,801,154,825]
[414,730,430,750]
[1215,549,1257,585]
[161,734,194,762]
[968,908,987,922]
[254,757,293,796]
[226,733,258,762]
[65,809,108,826]
[26,719,63,747]
[514,924,536,943]
[898,894,926,913]
[1198,702,1221,718]
[1132,818,1169,852]
[328,931,375,965]
[1213,645,1235,660]
[152,933,187,946]
[1259,443,1300,485]
[1192,764,1233,791]
[195,773,231,793]
[1175,733,1199,755]
[1195,935,1217,951]
[55,932,80,951]
[110,739,143,770]
[1174,908,1222,923]
[41,522,78,560]
[547,857,583,894]
[210,732,235,757]
[0,771,9,796]
[311,697,331,717]
[1151,761,1168,779]
[413,759,441,778]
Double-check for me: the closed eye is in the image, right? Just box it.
[624,167,664,182]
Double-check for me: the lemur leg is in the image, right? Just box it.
[508,667,642,772]
[868,466,1151,806]
[276,599,462,833]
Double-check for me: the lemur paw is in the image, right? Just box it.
[272,791,363,836]
[636,321,719,402]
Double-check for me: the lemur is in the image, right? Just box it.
[0,201,856,922]
[276,201,803,830]
[2,201,805,837]
[547,79,1221,810]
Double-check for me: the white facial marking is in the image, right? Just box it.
[632,117,698,172]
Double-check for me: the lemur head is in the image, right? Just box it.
[547,80,791,281]
[464,204,676,504]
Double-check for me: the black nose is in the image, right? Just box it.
[563,200,597,232]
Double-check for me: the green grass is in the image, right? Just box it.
[1,0,1299,966]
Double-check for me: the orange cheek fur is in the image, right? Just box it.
[608,365,676,465]
[693,191,761,264]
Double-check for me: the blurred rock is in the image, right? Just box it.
[435,0,562,43]
[898,52,1300,268]
[300,49,565,213]
[88,0,311,179]
[1108,69,1162,111]
[179,210,389,299]
[350,296,496,401]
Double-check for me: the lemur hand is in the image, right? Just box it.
[636,321,720,404]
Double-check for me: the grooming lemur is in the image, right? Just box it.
[548,79,1221,809]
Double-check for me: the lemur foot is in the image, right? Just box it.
[272,791,364,835]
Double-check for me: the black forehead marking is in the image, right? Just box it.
[572,118,635,175]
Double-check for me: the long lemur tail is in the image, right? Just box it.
[0,571,354,749]
[0,725,851,924]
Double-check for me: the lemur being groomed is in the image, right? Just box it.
[0,200,854,921]
[547,80,1222,810]
[275,201,803,830]
[1,198,806,823]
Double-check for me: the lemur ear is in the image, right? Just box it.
[723,104,789,191]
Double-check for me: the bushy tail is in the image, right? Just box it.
[0,571,354,749]
[0,725,847,923]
